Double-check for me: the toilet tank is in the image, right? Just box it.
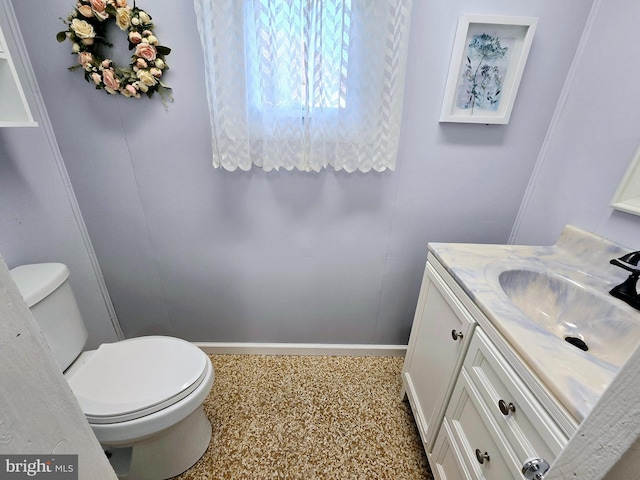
[10,263,88,371]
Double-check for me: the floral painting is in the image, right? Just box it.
[455,33,515,114]
[440,15,537,124]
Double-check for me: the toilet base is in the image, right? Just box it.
[104,407,212,480]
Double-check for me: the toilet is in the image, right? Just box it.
[10,263,215,480]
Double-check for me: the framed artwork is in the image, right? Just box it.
[440,15,537,124]
[611,145,640,216]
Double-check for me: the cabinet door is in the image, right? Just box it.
[402,261,475,452]
[431,418,473,480]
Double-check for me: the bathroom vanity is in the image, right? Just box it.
[402,226,637,479]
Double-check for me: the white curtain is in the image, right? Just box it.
[194,0,413,172]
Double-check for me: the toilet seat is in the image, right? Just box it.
[66,336,209,424]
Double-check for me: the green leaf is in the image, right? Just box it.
[56,31,67,42]
[156,45,171,56]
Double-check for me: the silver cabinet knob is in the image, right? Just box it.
[522,457,550,480]
[498,399,516,416]
[451,330,464,341]
[475,449,490,464]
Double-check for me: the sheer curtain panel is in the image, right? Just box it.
[194,0,413,172]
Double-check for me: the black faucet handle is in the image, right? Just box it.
[610,252,640,310]
[611,254,640,274]
[619,251,640,266]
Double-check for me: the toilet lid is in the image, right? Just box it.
[67,336,209,424]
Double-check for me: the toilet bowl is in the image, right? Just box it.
[10,263,214,480]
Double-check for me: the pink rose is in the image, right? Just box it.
[91,72,102,85]
[77,5,93,17]
[128,31,142,44]
[150,67,162,78]
[101,59,111,68]
[115,0,127,7]
[134,43,156,62]
[102,69,120,91]
[135,58,147,68]
[120,84,139,98]
[77,52,93,67]
[89,0,106,13]
[89,0,108,20]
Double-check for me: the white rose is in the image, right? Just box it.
[134,81,149,93]
[136,69,157,86]
[70,18,95,39]
[115,8,131,30]
[138,11,151,24]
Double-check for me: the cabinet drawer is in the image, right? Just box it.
[446,370,521,479]
[464,328,567,465]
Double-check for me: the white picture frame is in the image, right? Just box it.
[611,145,640,216]
[440,14,537,124]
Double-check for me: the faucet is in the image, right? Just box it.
[610,251,640,310]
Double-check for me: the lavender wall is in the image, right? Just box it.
[0,2,118,347]
[8,0,593,345]
[512,0,640,250]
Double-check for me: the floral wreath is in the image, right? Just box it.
[57,0,172,101]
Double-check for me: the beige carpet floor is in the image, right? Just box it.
[172,354,433,480]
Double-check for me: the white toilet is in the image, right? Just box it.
[10,263,215,480]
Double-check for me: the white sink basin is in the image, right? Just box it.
[498,269,640,369]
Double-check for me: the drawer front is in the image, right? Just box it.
[431,418,473,480]
[446,370,521,480]
[465,328,567,465]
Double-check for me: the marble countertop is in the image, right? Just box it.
[428,226,638,422]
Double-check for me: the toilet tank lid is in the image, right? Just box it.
[9,263,70,308]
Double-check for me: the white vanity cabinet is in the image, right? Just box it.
[403,254,571,480]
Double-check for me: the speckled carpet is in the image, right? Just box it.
[172,354,432,480]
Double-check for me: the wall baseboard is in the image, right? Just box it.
[194,342,407,357]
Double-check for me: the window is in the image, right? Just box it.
[194,0,413,172]
[244,0,351,112]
